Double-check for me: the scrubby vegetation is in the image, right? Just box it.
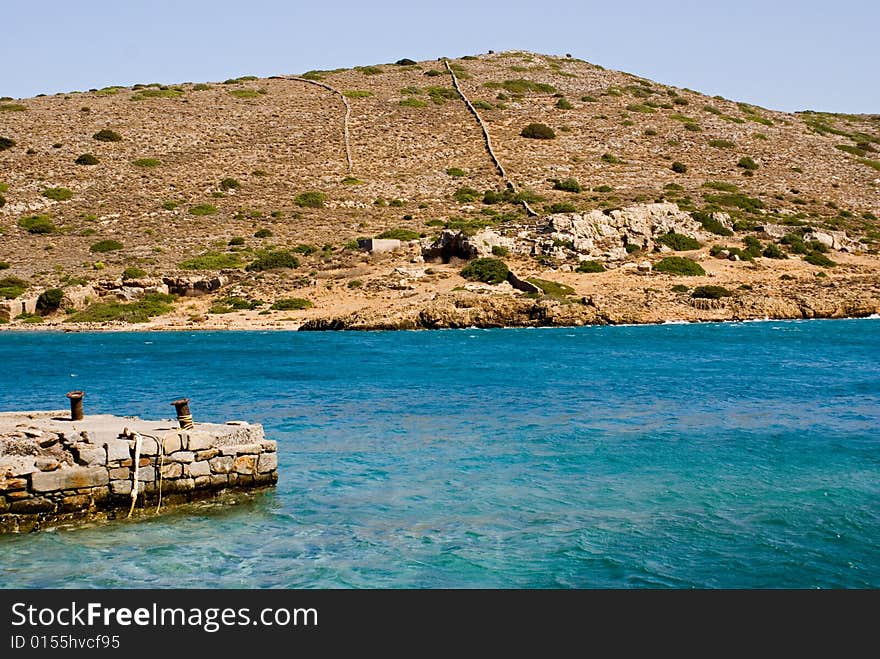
[93,129,122,142]
[246,250,300,272]
[377,228,421,241]
[122,267,148,280]
[454,187,481,203]
[19,215,56,234]
[0,137,15,151]
[521,123,555,139]
[133,158,161,167]
[295,191,325,208]
[189,204,218,216]
[228,89,266,99]
[67,293,177,324]
[484,79,556,95]
[527,277,575,297]
[208,295,262,314]
[804,251,836,267]
[270,298,313,311]
[762,243,786,259]
[671,161,687,173]
[179,252,243,270]
[75,153,99,165]
[691,211,734,236]
[0,276,28,299]
[89,239,123,253]
[656,233,700,251]
[131,88,184,101]
[36,288,64,312]
[708,139,735,149]
[575,260,605,273]
[551,178,581,193]
[461,257,509,284]
[42,187,73,201]
[691,285,732,299]
[545,202,577,214]
[653,256,706,276]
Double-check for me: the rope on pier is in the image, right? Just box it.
[443,60,538,217]
[284,76,354,176]
[127,432,142,518]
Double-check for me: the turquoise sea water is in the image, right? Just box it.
[0,319,878,588]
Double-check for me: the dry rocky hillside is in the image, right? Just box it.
[0,50,878,330]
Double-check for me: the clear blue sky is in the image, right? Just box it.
[2,0,876,113]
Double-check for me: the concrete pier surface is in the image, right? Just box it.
[0,411,277,533]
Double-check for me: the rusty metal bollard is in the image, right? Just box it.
[171,398,194,430]
[67,391,85,421]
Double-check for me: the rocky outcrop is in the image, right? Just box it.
[540,202,705,260]
[757,224,865,252]
[802,229,865,253]
[163,274,230,296]
[423,229,517,262]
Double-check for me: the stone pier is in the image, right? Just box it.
[0,411,277,533]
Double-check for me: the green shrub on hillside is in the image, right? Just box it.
[521,123,555,139]
[377,228,421,241]
[294,191,325,208]
[179,252,243,270]
[66,293,177,324]
[461,257,509,284]
[228,89,265,99]
[19,215,56,234]
[546,202,577,214]
[527,277,575,297]
[36,288,64,312]
[804,251,836,267]
[552,178,581,193]
[453,187,481,203]
[122,267,148,280]
[189,204,218,216]
[690,211,734,236]
[762,243,786,259]
[270,298,313,310]
[89,239,123,253]
[0,276,28,299]
[75,153,99,165]
[657,233,700,251]
[42,187,73,201]
[246,250,300,272]
[653,256,705,276]
[484,79,556,94]
[575,260,605,273]
[93,129,122,142]
[0,137,16,151]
